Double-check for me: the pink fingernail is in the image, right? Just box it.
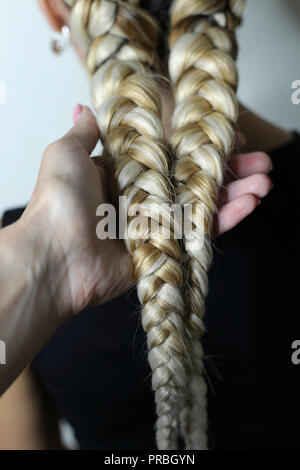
[73,104,83,123]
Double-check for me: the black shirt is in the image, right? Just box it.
[3,134,300,450]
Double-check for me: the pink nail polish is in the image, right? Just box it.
[73,104,83,123]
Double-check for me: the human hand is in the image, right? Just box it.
[214,148,273,237]
[21,106,134,322]
[20,106,273,322]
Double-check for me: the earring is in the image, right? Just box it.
[51,26,70,55]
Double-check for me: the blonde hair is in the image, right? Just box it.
[63,0,246,450]
[168,0,246,449]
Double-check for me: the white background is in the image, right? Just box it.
[0,0,299,215]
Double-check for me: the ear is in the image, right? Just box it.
[38,0,71,32]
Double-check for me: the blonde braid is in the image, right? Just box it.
[66,0,192,450]
[168,0,246,449]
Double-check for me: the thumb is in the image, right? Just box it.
[66,105,100,155]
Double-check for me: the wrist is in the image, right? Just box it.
[1,213,71,327]
[0,217,68,394]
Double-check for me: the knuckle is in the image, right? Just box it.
[43,135,79,160]
[61,135,78,149]
[44,139,63,157]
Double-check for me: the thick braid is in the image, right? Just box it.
[168,0,246,449]
[66,0,192,450]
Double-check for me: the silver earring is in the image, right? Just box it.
[51,26,70,55]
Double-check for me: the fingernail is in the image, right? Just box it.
[73,104,83,123]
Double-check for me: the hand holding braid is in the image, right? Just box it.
[67,0,192,450]
[168,0,246,449]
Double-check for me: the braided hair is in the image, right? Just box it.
[63,0,246,450]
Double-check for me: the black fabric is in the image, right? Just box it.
[2,134,300,450]
[2,208,25,227]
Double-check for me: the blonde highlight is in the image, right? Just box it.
[63,0,246,450]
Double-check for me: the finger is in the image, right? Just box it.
[227,152,272,180]
[65,105,100,155]
[91,158,110,201]
[213,193,259,238]
[221,173,273,204]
